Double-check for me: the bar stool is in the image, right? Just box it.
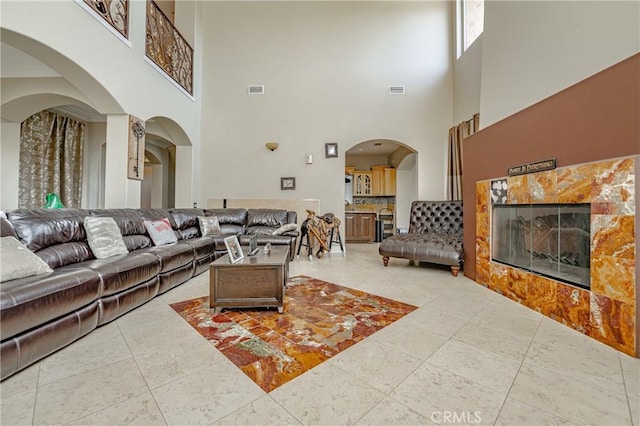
[296,219,314,260]
[328,226,345,255]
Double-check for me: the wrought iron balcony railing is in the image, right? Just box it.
[83,0,129,38]
[145,0,194,95]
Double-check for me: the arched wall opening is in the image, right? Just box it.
[344,138,419,238]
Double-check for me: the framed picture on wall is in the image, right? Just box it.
[325,143,338,158]
[281,177,296,190]
[127,115,146,180]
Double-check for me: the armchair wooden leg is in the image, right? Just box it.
[451,266,460,277]
[382,256,389,267]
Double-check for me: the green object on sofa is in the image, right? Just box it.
[43,193,65,208]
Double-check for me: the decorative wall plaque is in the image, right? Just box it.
[508,158,556,176]
[128,115,145,180]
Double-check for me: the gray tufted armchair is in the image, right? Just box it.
[379,201,464,276]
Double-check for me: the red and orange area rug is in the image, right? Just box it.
[170,275,417,392]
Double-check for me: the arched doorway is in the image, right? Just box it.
[345,139,418,240]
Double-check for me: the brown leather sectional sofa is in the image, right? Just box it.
[378,201,464,276]
[0,207,298,380]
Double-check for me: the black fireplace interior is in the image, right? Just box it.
[491,203,591,289]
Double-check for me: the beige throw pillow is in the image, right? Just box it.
[272,223,297,235]
[84,217,129,259]
[198,216,221,236]
[1,236,53,282]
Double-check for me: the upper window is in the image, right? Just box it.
[460,0,484,55]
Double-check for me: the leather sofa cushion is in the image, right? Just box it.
[179,237,215,260]
[247,209,288,228]
[246,225,281,236]
[7,208,90,252]
[379,233,463,266]
[36,242,94,269]
[0,266,101,340]
[205,208,247,226]
[171,208,205,239]
[140,243,194,273]
[180,227,200,239]
[239,234,295,246]
[79,252,161,297]
[219,224,244,236]
[170,208,204,230]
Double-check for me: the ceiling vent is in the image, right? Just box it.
[248,85,265,95]
[388,86,405,95]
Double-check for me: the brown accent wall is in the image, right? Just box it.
[463,53,640,280]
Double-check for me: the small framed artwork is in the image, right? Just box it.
[325,143,338,158]
[223,236,244,264]
[281,177,296,190]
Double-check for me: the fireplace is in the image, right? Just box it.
[492,203,590,289]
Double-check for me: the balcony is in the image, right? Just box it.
[82,0,193,96]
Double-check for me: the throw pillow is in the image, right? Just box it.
[1,236,53,282]
[198,216,221,236]
[83,217,128,259]
[144,218,178,245]
[272,223,297,236]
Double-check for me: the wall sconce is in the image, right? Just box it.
[265,142,279,151]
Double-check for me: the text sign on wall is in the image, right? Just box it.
[508,158,556,177]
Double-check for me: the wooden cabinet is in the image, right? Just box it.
[371,166,396,196]
[350,166,395,197]
[384,167,396,196]
[371,166,385,196]
[345,212,376,243]
[353,172,372,196]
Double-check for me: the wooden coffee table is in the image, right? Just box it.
[209,246,289,313]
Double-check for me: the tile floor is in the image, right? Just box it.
[1,244,638,425]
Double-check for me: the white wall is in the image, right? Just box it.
[453,35,482,124]
[479,0,640,128]
[395,153,418,230]
[201,1,453,221]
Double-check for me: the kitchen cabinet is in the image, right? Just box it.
[383,167,396,196]
[345,212,376,243]
[353,172,372,196]
[371,166,396,196]
[371,166,385,196]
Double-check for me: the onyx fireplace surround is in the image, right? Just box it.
[475,156,637,356]
[492,203,591,289]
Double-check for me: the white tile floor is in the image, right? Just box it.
[1,244,638,425]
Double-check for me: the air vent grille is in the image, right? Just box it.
[248,85,265,95]
[389,86,405,95]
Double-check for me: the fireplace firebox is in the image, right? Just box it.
[491,204,591,289]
